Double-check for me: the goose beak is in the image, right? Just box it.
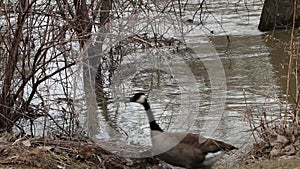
[129,97,134,102]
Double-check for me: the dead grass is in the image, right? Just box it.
[230,157,300,169]
[243,125,300,162]
[0,132,158,169]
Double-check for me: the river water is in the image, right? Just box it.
[92,0,294,167]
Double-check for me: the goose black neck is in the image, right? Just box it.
[144,104,164,132]
[150,121,163,132]
[142,102,150,111]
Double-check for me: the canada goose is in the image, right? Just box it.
[129,92,237,169]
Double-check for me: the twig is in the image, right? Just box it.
[285,0,297,123]
[243,89,257,143]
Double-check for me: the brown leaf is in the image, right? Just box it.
[276,135,289,144]
[22,140,31,147]
[33,160,42,167]
[31,147,42,155]
[270,148,280,157]
[38,146,53,151]
[284,145,296,155]
[79,146,94,159]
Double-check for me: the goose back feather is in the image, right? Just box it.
[129,93,237,169]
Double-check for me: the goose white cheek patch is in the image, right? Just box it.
[136,95,146,104]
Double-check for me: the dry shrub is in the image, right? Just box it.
[241,101,300,165]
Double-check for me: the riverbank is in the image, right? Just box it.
[0,132,158,169]
[1,131,300,169]
[231,157,300,169]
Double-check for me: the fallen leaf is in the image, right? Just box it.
[270,148,280,157]
[22,140,31,147]
[38,146,53,151]
[284,145,296,155]
[31,147,42,155]
[277,134,289,144]
[33,160,42,167]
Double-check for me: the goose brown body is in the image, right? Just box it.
[130,93,237,169]
[151,130,237,168]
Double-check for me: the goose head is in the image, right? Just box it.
[130,92,147,104]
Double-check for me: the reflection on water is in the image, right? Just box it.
[96,34,279,148]
[203,0,263,36]
[93,0,295,166]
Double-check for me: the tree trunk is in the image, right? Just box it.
[83,0,112,137]
[258,0,300,31]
